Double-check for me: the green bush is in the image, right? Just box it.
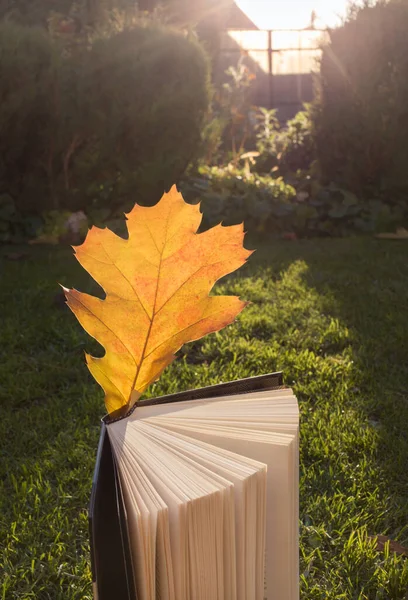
[254,106,315,176]
[312,1,408,200]
[277,108,315,175]
[0,0,73,25]
[0,0,134,27]
[181,166,408,237]
[69,25,211,208]
[0,21,211,223]
[181,166,297,233]
[0,22,59,212]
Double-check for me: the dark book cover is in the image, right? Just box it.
[89,371,284,600]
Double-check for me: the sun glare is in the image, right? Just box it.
[236,0,348,30]
[226,29,325,74]
[226,1,348,75]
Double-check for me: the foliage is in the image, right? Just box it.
[0,0,137,27]
[0,198,89,245]
[182,166,408,237]
[65,186,250,414]
[200,56,256,167]
[199,113,229,166]
[0,194,88,245]
[254,107,280,157]
[0,194,43,243]
[70,24,210,208]
[0,22,60,212]
[221,57,256,166]
[276,108,315,174]
[0,0,73,25]
[33,209,88,245]
[311,0,408,200]
[0,20,211,218]
[2,239,408,597]
[181,166,297,233]
[202,64,313,175]
[297,183,406,237]
[254,106,315,176]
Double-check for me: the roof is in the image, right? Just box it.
[223,2,259,29]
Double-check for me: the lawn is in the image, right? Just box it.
[1,237,408,599]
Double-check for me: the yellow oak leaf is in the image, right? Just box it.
[64,185,253,415]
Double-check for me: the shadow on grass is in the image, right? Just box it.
[253,236,408,536]
[0,246,104,468]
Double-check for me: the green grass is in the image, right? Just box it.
[1,237,408,599]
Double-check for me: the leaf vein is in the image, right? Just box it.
[155,258,234,316]
[70,294,139,369]
[98,240,152,321]
[143,304,238,361]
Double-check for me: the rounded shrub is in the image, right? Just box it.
[71,24,211,208]
[0,20,211,222]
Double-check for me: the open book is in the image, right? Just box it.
[89,373,299,600]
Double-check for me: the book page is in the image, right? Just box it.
[137,421,269,600]
[141,392,299,600]
[110,420,267,600]
[132,389,294,420]
[109,389,299,600]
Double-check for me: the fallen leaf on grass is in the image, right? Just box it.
[369,535,408,556]
[64,185,252,415]
[376,228,408,240]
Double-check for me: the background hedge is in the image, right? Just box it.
[0,20,211,216]
[312,0,408,202]
[73,25,211,210]
[0,23,60,213]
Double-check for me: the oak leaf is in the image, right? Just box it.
[376,227,408,240]
[64,186,252,415]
